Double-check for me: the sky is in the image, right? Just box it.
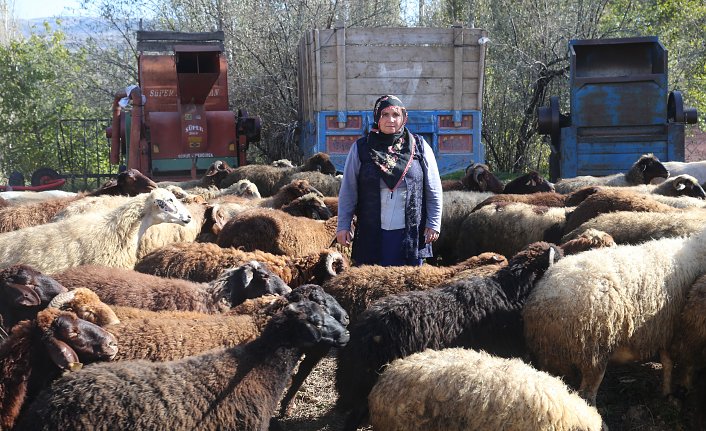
[12,0,91,20]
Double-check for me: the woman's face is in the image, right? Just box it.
[378,106,406,134]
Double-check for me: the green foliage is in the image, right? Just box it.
[0,23,103,183]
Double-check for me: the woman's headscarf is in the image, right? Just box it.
[368,95,414,190]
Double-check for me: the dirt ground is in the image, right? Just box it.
[274,352,702,431]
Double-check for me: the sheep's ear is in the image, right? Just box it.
[45,338,82,372]
[5,281,41,306]
[241,266,254,289]
[548,247,557,266]
[675,180,686,191]
[211,205,229,233]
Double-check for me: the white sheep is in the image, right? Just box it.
[369,348,604,431]
[0,188,192,273]
[554,154,669,194]
[663,160,706,185]
[562,209,706,245]
[523,228,706,404]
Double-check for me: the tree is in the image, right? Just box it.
[0,25,104,182]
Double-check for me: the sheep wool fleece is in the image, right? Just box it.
[353,133,431,265]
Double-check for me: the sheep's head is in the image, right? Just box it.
[0,264,68,328]
[303,152,337,175]
[503,171,554,194]
[281,193,333,220]
[279,179,324,202]
[564,186,601,206]
[309,250,348,285]
[270,299,350,348]
[272,159,295,168]
[147,188,192,225]
[665,174,706,199]
[215,261,292,309]
[118,169,158,195]
[203,160,235,188]
[48,288,120,326]
[560,229,616,256]
[229,179,261,199]
[629,153,669,184]
[507,241,563,279]
[461,163,504,193]
[286,284,350,327]
[37,308,118,372]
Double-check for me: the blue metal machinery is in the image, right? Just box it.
[538,36,698,181]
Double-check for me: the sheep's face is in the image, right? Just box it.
[50,288,121,326]
[282,300,350,348]
[0,264,67,311]
[42,309,119,368]
[670,175,706,199]
[118,169,158,195]
[461,164,504,194]
[149,189,192,225]
[636,155,669,183]
[306,153,337,175]
[503,171,554,194]
[281,194,333,220]
[203,160,234,187]
[224,261,292,307]
[508,242,563,278]
[286,284,350,327]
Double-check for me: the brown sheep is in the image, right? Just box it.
[134,242,347,286]
[472,186,600,212]
[220,152,337,196]
[322,252,508,321]
[216,209,338,257]
[441,163,504,193]
[0,308,118,430]
[274,171,342,197]
[563,187,676,233]
[0,264,68,333]
[51,262,291,313]
[88,169,157,197]
[558,228,616,256]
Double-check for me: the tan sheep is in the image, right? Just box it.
[369,348,604,431]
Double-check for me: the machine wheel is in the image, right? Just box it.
[31,167,61,186]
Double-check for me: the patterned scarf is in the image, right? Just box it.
[368,95,414,190]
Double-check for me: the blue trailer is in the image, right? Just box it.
[297,25,489,175]
[538,36,698,181]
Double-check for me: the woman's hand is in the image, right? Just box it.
[424,227,439,244]
[337,230,353,247]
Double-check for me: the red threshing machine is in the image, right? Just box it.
[107,30,260,181]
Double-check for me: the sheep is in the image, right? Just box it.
[648,174,706,198]
[369,348,605,431]
[563,186,677,234]
[51,261,291,313]
[156,160,236,190]
[15,297,350,431]
[0,264,68,332]
[134,242,347,286]
[502,170,555,194]
[0,188,192,273]
[0,308,118,430]
[220,152,337,197]
[670,273,706,394]
[523,228,706,405]
[322,252,508,321]
[275,171,342,197]
[217,209,339,257]
[178,179,262,203]
[562,210,706,245]
[0,170,158,233]
[454,202,569,261]
[323,196,338,216]
[272,159,295,168]
[471,186,600,212]
[440,163,504,193]
[558,228,616,255]
[663,160,706,185]
[279,193,333,220]
[649,193,706,209]
[88,168,157,197]
[554,153,669,194]
[432,190,496,264]
[335,242,562,430]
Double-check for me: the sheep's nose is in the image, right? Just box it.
[181,215,192,224]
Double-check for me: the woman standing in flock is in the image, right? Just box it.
[336,95,443,266]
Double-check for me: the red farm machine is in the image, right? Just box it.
[107,30,261,181]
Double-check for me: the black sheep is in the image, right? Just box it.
[503,171,554,194]
[335,241,563,430]
[15,297,350,431]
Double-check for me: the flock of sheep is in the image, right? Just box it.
[1,152,706,430]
